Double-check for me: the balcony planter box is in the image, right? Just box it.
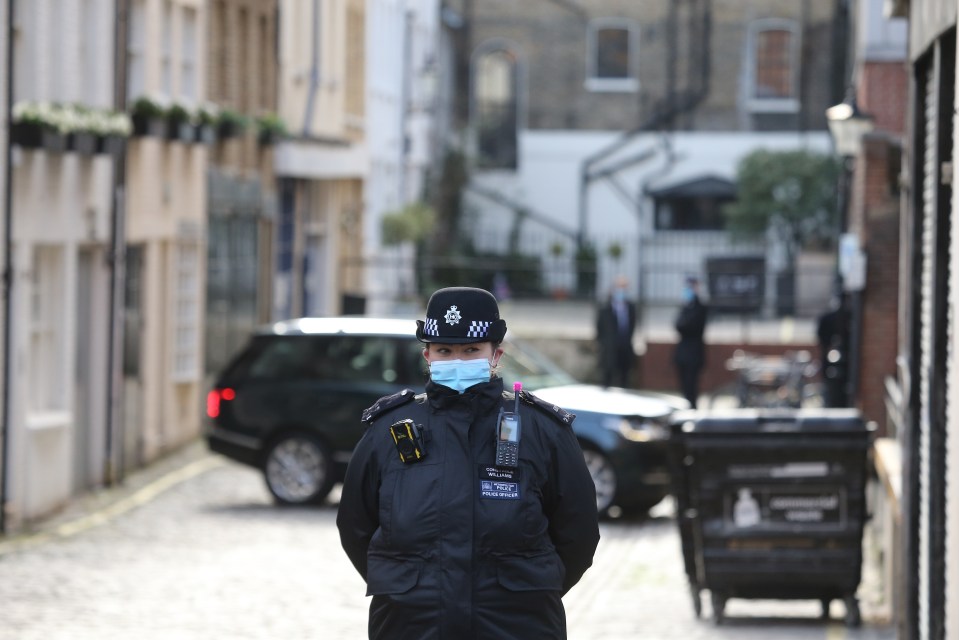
[42,130,70,153]
[72,131,99,156]
[216,121,242,139]
[257,130,282,146]
[195,124,216,145]
[11,121,44,149]
[168,121,195,143]
[97,134,126,155]
[131,114,168,138]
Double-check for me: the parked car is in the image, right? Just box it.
[205,317,687,516]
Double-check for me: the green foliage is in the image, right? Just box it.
[255,112,287,136]
[216,108,249,131]
[381,202,437,245]
[167,103,192,124]
[723,149,841,252]
[130,96,167,119]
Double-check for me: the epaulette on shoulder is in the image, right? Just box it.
[518,390,575,426]
[362,389,417,424]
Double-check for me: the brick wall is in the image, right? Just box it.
[861,61,909,136]
[847,135,901,434]
[463,0,840,132]
[638,341,818,397]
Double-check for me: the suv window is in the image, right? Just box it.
[229,334,427,386]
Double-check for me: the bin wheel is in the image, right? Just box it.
[820,598,831,620]
[844,596,861,628]
[689,584,702,618]
[710,592,726,625]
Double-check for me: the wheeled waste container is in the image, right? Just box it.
[668,408,873,627]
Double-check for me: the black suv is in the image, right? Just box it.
[206,317,685,516]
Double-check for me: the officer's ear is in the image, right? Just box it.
[422,346,431,363]
[491,345,504,367]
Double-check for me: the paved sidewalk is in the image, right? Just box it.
[2,441,895,640]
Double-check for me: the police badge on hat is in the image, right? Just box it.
[416,287,507,344]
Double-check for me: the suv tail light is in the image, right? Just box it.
[207,388,236,418]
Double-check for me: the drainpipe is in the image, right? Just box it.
[0,0,14,534]
[301,0,322,135]
[104,0,129,485]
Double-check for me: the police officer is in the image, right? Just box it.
[337,287,600,639]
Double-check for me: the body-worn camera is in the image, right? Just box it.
[389,419,427,463]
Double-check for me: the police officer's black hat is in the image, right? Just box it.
[415,287,507,344]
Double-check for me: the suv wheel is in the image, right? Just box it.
[263,434,333,505]
[582,447,617,516]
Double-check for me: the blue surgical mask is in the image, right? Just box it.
[429,358,492,393]
[682,286,695,303]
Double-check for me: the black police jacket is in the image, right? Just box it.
[336,376,600,640]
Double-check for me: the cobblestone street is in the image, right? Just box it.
[0,442,896,640]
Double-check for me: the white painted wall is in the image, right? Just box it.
[124,0,208,464]
[363,0,440,314]
[6,0,117,526]
[467,130,833,300]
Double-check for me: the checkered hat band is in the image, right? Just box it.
[466,321,490,338]
[423,318,439,336]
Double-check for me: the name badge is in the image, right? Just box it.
[478,465,521,500]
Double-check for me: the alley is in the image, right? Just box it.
[0,444,895,640]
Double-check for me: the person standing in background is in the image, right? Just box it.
[673,276,708,408]
[595,275,638,388]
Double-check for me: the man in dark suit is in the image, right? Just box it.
[596,275,638,388]
[673,276,708,408]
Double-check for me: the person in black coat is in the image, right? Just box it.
[337,287,600,639]
[595,275,638,388]
[673,276,708,409]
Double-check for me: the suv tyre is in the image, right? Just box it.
[264,433,334,505]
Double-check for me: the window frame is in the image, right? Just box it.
[746,18,800,114]
[172,241,201,382]
[126,0,147,102]
[29,247,66,411]
[585,18,639,93]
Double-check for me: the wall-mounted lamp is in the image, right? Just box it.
[825,91,875,157]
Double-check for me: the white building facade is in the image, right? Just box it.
[5,0,119,526]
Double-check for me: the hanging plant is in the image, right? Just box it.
[254,112,287,145]
[216,108,249,139]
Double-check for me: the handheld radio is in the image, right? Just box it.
[495,382,522,468]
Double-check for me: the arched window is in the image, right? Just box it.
[474,49,518,169]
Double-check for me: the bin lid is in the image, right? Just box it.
[673,408,868,435]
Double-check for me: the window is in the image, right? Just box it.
[474,48,518,169]
[79,0,99,105]
[29,248,65,411]
[239,7,249,110]
[173,242,201,381]
[160,0,174,98]
[127,0,146,101]
[181,6,198,103]
[48,1,65,102]
[124,245,144,377]
[586,19,638,92]
[748,20,799,112]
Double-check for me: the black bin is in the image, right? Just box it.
[668,408,873,627]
